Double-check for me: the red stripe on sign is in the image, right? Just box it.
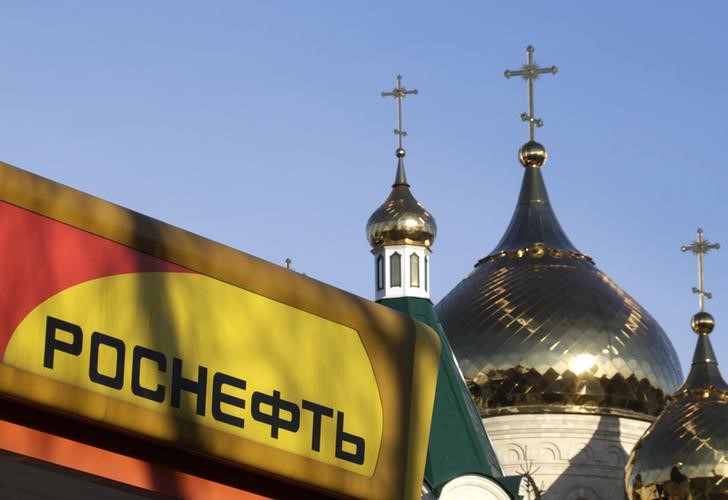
[0,201,192,357]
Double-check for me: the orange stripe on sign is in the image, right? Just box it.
[0,418,267,499]
[0,201,192,356]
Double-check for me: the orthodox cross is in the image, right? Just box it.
[504,45,558,141]
[681,228,720,311]
[381,75,418,152]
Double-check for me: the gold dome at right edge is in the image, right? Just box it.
[625,325,728,497]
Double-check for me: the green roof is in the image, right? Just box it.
[379,296,504,495]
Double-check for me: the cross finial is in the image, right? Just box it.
[681,228,720,311]
[504,45,558,142]
[381,75,418,156]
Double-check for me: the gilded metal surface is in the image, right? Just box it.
[692,311,716,335]
[366,163,437,248]
[381,74,418,152]
[518,140,547,168]
[504,45,557,144]
[625,335,728,498]
[681,227,720,312]
[679,334,728,394]
[625,392,728,498]
[626,229,727,498]
[436,256,682,418]
[435,159,682,418]
[483,160,585,259]
[480,243,593,266]
[368,75,435,249]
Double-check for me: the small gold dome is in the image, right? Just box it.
[625,323,728,497]
[691,311,715,335]
[626,393,728,498]
[519,140,548,168]
[366,160,437,249]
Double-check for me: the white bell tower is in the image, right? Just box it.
[366,75,436,302]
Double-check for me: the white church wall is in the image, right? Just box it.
[483,413,650,499]
[438,474,513,500]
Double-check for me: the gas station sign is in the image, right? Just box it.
[0,162,440,499]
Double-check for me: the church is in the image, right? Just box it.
[366,47,727,499]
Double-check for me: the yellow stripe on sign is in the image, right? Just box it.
[4,272,382,476]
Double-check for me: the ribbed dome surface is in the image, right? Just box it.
[435,165,682,418]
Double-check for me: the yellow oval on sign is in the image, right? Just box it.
[4,272,383,476]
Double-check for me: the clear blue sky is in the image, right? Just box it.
[1,1,726,375]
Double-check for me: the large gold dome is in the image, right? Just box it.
[625,327,728,497]
[366,158,437,249]
[435,164,683,418]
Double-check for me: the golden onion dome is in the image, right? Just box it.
[366,153,437,249]
[625,314,728,497]
[435,161,682,418]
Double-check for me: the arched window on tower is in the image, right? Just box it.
[390,252,401,287]
[376,255,384,290]
[410,253,420,287]
[425,256,428,292]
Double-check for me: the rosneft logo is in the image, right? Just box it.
[6,273,380,474]
[41,313,365,466]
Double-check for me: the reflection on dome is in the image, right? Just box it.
[626,228,727,498]
[570,354,596,376]
[437,255,682,418]
[626,391,728,497]
[435,163,682,418]
[366,159,437,249]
